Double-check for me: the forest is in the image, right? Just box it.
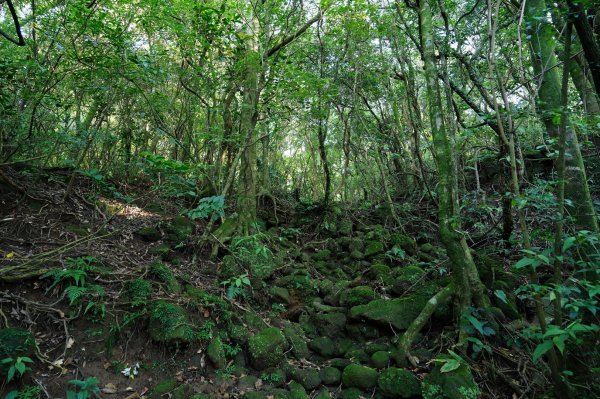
[1,0,599,398]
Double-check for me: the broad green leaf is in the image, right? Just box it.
[494,290,508,304]
[440,359,461,373]
[533,340,554,363]
[562,237,576,253]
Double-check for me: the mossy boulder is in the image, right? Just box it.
[370,351,391,369]
[150,262,181,293]
[283,325,309,359]
[347,238,365,253]
[390,234,417,255]
[419,243,434,253]
[238,375,259,391]
[368,264,391,280]
[164,215,194,242]
[308,336,337,357]
[148,301,194,344]
[338,220,353,236]
[320,367,342,385]
[313,249,332,261]
[289,381,309,399]
[340,388,366,399]
[390,265,425,295]
[0,328,35,366]
[124,279,152,304]
[312,312,347,336]
[207,337,227,369]
[135,225,161,242]
[150,379,178,399]
[295,367,321,390]
[220,255,244,280]
[422,356,480,399]
[378,368,421,398]
[364,241,384,258]
[270,286,291,304]
[350,250,365,260]
[340,286,376,307]
[149,243,171,258]
[249,328,288,370]
[342,364,379,390]
[350,283,439,330]
[314,389,332,399]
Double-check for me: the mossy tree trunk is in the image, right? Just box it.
[417,0,491,336]
[525,0,598,232]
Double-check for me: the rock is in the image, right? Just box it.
[150,379,178,399]
[345,323,380,340]
[312,312,347,336]
[270,286,291,304]
[308,336,337,357]
[378,368,420,398]
[313,249,332,261]
[389,266,425,295]
[295,368,321,390]
[364,343,388,355]
[147,301,194,344]
[329,358,352,369]
[368,264,391,280]
[342,364,379,390]
[229,324,250,344]
[283,325,309,359]
[135,226,161,242]
[289,381,309,399]
[164,215,194,242]
[0,328,35,368]
[149,243,171,257]
[347,238,365,252]
[422,355,480,399]
[340,286,376,307]
[320,367,341,385]
[364,241,384,257]
[314,389,332,399]
[220,255,244,280]
[344,349,371,364]
[249,328,288,370]
[349,284,440,330]
[390,234,417,255]
[370,351,391,369]
[338,220,353,236]
[150,262,181,293]
[419,243,434,253]
[340,388,366,399]
[238,375,259,391]
[350,250,365,260]
[124,279,152,304]
[207,337,226,369]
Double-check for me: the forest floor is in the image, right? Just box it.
[0,166,552,399]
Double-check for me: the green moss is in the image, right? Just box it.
[171,384,192,399]
[341,286,376,307]
[147,300,194,344]
[150,379,178,398]
[283,326,309,359]
[238,375,259,391]
[124,279,152,304]
[423,356,479,399]
[135,225,161,242]
[270,286,291,304]
[342,364,378,390]
[320,367,341,385]
[378,368,421,398]
[149,243,171,257]
[370,351,391,369]
[150,262,180,293]
[350,250,364,260]
[164,215,194,242]
[340,388,365,399]
[364,241,384,257]
[314,389,332,399]
[338,220,353,236]
[289,381,309,399]
[313,249,332,261]
[419,243,434,253]
[390,234,417,254]
[308,336,337,357]
[312,312,347,336]
[207,337,226,369]
[249,328,288,370]
[369,263,391,280]
[296,368,321,390]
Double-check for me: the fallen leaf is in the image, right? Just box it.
[66,337,75,349]
[101,383,118,394]
[5,252,14,259]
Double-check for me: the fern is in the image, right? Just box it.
[64,286,87,305]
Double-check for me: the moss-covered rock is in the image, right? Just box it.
[164,215,194,242]
[320,367,342,385]
[364,241,384,258]
[314,389,332,399]
[422,356,479,399]
[313,249,332,261]
[149,243,172,258]
[390,234,417,255]
[249,328,288,370]
[207,337,227,369]
[419,243,434,253]
[349,283,440,330]
[370,351,391,369]
[150,262,180,293]
[342,364,379,390]
[171,384,192,399]
[295,367,321,390]
[378,368,420,398]
[389,265,425,295]
[340,388,366,399]
[368,263,391,280]
[124,279,152,304]
[338,220,353,236]
[340,286,376,307]
[289,381,309,399]
[147,300,194,344]
[220,255,244,280]
[270,286,291,304]
[308,336,337,357]
[0,328,35,364]
[135,225,161,242]
[150,379,178,399]
[312,311,347,336]
[329,358,352,370]
[283,325,309,359]
[345,322,380,340]
[347,238,365,253]
[350,250,365,260]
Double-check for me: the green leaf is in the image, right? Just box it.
[440,359,461,373]
[553,335,566,355]
[66,391,77,399]
[466,314,485,335]
[514,257,537,269]
[4,390,18,399]
[533,340,554,363]
[15,361,26,375]
[562,236,576,253]
[494,290,508,304]
[7,366,15,382]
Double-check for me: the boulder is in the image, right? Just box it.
[341,364,378,390]
[422,355,479,399]
[148,301,194,344]
[249,328,288,370]
[207,337,227,369]
[378,368,421,398]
